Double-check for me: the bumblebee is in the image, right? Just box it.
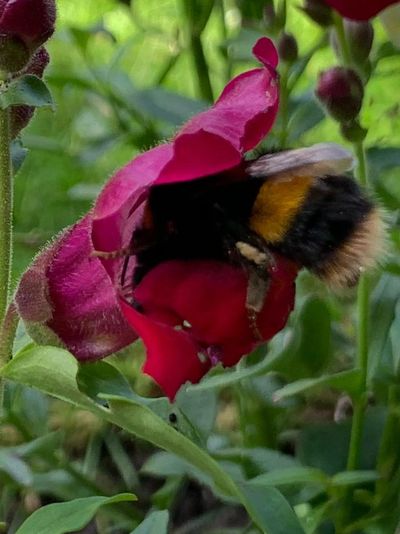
[109,143,384,335]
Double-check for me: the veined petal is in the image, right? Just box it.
[15,215,136,359]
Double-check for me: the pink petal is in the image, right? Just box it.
[15,215,136,360]
[252,36,279,68]
[156,38,279,185]
[92,144,173,283]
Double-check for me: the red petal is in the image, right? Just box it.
[120,299,211,401]
[120,258,297,398]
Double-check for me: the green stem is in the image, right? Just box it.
[344,143,369,471]
[0,302,18,417]
[189,34,214,102]
[333,12,352,67]
[278,64,290,148]
[218,0,233,84]
[0,107,11,326]
[338,142,370,530]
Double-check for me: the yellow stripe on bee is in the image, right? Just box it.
[249,175,314,243]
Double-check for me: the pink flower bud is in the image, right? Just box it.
[316,67,364,123]
[323,0,399,20]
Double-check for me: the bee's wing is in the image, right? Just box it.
[247,143,354,179]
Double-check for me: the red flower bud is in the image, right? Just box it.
[301,0,333,27]
[0,0,56,52]
[277,32,298,63]
[331,20,374,66]
[345,20,374,63]
[323,0,399,20]
[0,34,29,73]
[10,47,49,138]
[316,67,364,123]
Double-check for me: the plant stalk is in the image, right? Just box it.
[344,144,369,471]
[0,107,11,327]
[189,34,214,102]
[333,11,352,67]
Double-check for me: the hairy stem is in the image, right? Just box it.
[0,303,18,416]
[0,107,11,327]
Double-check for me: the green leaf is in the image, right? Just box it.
[390,300,400,376]
[187,344,286,391]
[238,482,305,534]
[130,510,169,534]
[251,467,329,488]
[0,451,33,486]
[0,75,54,109]
[11,139,28,173]
[273,369,362,401]
[369,274,400,380]
[3,346,302,533]
[288,96,325,143]
[104,432,139,490]
[134,87,206,125]
[298,408,386,475]
[15,493,137,534]
[330,470,379,487]
[77,360,136,403]
[367,147,400,173]
[275,296,333,379]
[214,447,300,474]
[2,346,99,410]
[11,432,62,458]
[224,28,264,61]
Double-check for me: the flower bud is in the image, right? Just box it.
[10,47,49,138]
[345,20,374,63]
[301,0,333,27]
[0,0,56,56]
[316,67,364,123]
[263,3,277,31]
[331,20,374,66]
[277,32,298,63]
[0,34,30,73]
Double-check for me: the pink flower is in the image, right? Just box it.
[324,0,399,20]
[16,38,298,400]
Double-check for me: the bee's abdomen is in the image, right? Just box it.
[251,174,384,287]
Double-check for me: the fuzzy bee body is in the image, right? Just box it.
[101,143,384,330]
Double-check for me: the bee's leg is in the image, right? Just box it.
[227,236,275,340]
[235,245,273,341]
